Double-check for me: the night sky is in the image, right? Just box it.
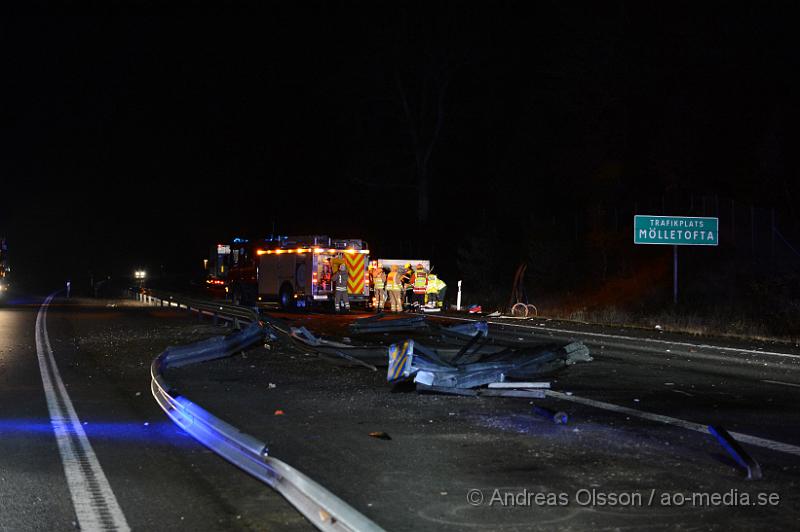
[2,6,799,294]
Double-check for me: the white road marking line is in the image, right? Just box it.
[545,390,800,457]
[36,293,130,531]
[436,315,800,360]
[762,379,800,388]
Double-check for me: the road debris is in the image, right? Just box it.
[479,389,547,399]
[708,425,762,480]
[289,326,382,369]
[488,382,550,389]
[388,337,592,394]
[368,431,392,440]
[437,321,489,341]
[349,314,428,334]
[161,322,266,369]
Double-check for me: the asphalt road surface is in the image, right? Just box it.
[0,294,308,531]
[2,294,800,531]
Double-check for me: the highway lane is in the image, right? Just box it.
[0,298,75,530]
[0,295,309,531]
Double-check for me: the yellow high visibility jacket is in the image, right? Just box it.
[426,275,446,294]
[412,269,428,294]
[373,271,386,290]
[386,271,402,291]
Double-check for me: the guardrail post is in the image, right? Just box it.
[213,312,219,326]
[233,317,241,330]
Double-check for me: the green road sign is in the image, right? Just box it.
[634,215,719,246]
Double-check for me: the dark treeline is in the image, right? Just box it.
[1,4,799,316]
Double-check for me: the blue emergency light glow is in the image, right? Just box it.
[156,394,270,463]
[0,419,195,447]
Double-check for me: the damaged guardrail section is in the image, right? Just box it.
[145,291,383,532]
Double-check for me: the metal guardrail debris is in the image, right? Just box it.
[437,321,489,341]
[349,313,429,334]
[416,384,547,399]
[289,327,381,370]
[158,321,265,368]
[708,425,763,480]
[388,337,592,390]
[136,289,384,532]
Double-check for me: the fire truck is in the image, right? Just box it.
[226,235,371,308]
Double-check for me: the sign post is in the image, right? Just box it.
[634,215,719,304]
[673,245,678,305]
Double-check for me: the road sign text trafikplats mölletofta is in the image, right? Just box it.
[634,215,719,246]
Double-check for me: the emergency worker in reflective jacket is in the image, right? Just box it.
[410,263,428,311]
[332,263,350,312]
[386,265,403,312]
[372,265,386,312]
[401,263,414,311]
[426,273,446,308]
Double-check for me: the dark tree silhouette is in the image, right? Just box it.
[391,5,471,226]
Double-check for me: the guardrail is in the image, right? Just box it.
[135,288,383,532]
[134,288,260,328]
